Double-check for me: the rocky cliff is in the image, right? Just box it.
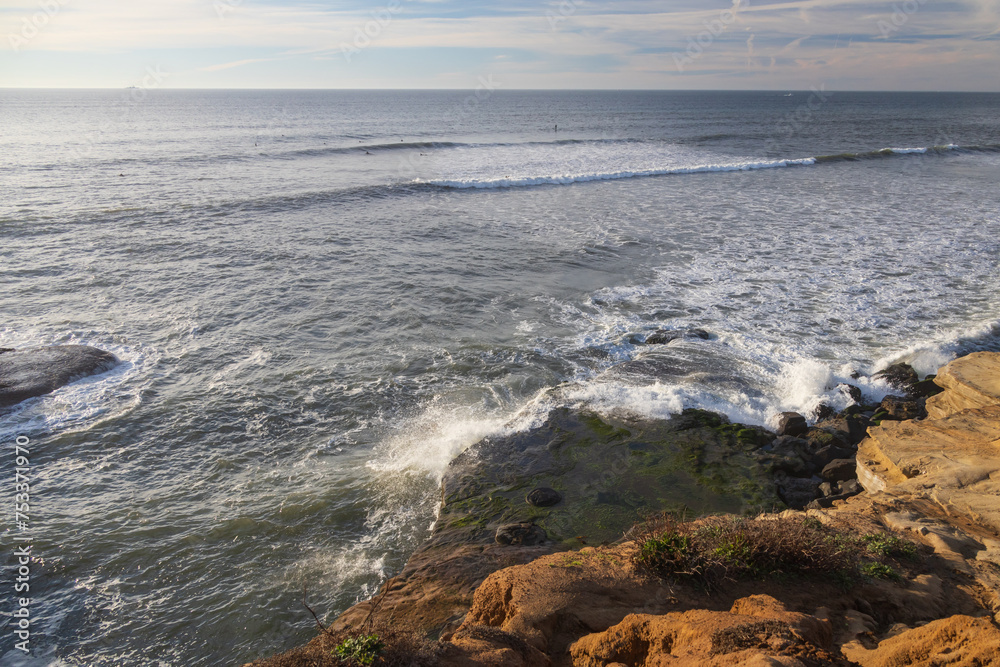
[251,353,1000,667]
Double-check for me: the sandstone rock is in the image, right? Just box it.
[776,412,809,437]
[842,615,1000,667]
[924,351,1000,420]
[0,345,119,408]
[569,595,842,667]
[856,405,1000,534]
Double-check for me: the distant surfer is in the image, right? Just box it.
[555,124,558,132]
[365,150,371,155]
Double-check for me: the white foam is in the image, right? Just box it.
[419,158,816,190]
[0,330,158,441]
[888,147,928,154]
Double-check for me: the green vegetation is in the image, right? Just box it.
[860,562,901,580]
[632,513,921,590]
[333,634,383,665]
[861,532,920,560]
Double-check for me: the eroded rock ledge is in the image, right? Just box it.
[252,352,1000,667]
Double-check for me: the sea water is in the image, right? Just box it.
[1,90,999,665]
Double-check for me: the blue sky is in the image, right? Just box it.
[1,0,998,89]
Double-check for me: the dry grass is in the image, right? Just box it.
[630,513,913,590]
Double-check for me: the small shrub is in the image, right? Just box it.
[632,513,860,589]
[862,533,919,561]
[334,634,384,665]
[861,561,901,581]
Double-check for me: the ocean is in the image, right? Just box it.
[1,89,999,665]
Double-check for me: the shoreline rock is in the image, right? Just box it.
[0,345,120,409]
[250,352,1000,666]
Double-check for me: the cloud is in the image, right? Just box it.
[1,0,997,90]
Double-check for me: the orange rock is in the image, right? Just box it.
[569,595,845,666]
[843,614,1000,667]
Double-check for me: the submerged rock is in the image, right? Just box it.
[525,487,562,507]
[643,328,711,345]
[0,345,119,408]
[495,523,547,546]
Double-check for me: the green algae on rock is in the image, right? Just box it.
[438,407,779,550]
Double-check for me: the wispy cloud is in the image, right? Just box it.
[1,0,997,89]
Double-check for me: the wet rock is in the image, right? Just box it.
[880,395,924,421]
[874,363,919,392]
[811,444,855,471]
[911,375,944,398]
[775,473,819,510]
[815,403,837,421]
[839,383,864,403]
[821,458,858,483]
[526,487,562,507]
[643,328,710,345]
[776,412,809,437]
[766,436,816,476]
[815,414,872,447]
[0,345,119,409]
[804,427,851,451]
[495,523,547,546]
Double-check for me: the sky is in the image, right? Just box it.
[1,0,998,90]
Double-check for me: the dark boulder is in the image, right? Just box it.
[526,487,562,508]
[879,395,925,421]
[838,383,863,403]
[814,403,836,421]
[810,444,854,471]
[820,458,857,483]
[775,474,819,510]
[874,363,918,392]
[837,479,862,496]
[803,427,851,451]
[775,412,809,437]
[814,414,871,447]
[911,375,944,398]
[643,328,711,345]
[765,436,815,476]
[0,345,119,409]
[495,523,547,546]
